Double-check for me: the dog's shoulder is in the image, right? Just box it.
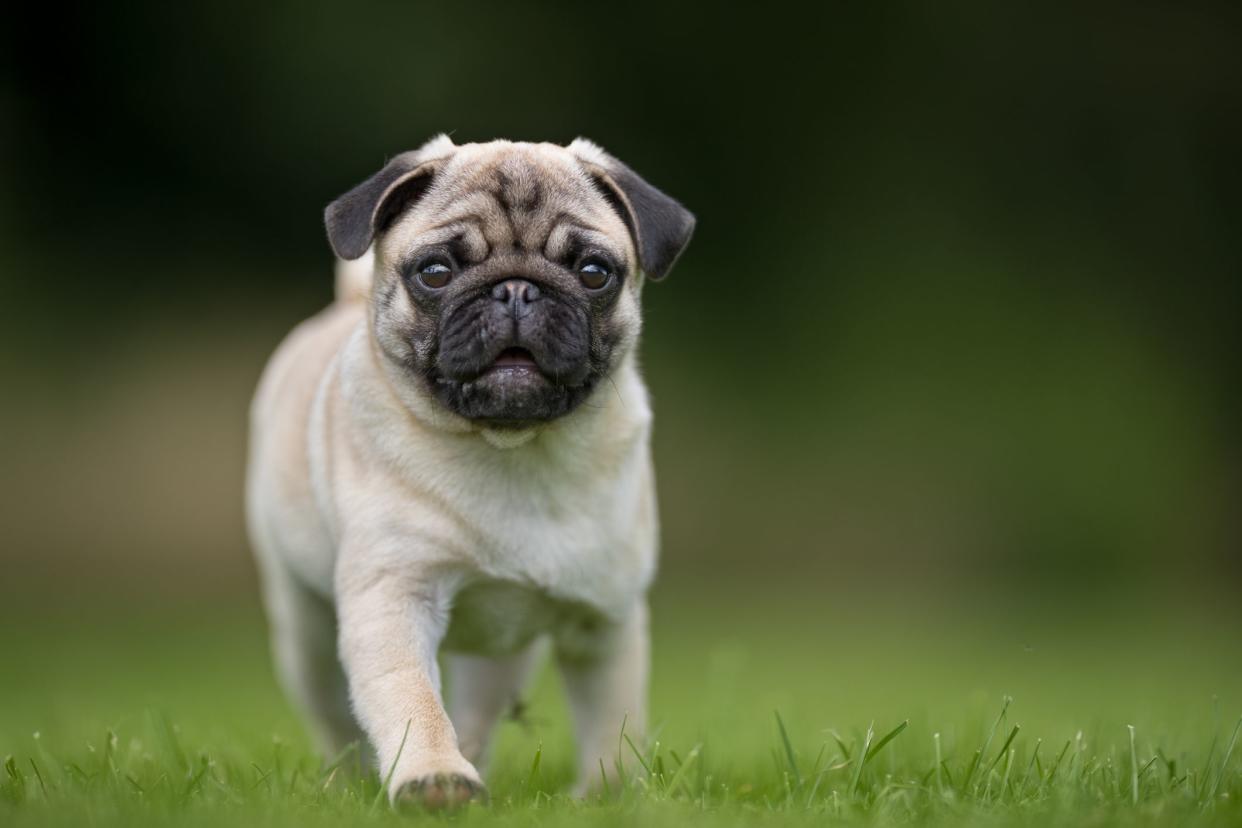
[251,302,365,431]
[248,301,365,532]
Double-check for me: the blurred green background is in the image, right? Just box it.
[2,6,1242,824]
[2,2,1238,606]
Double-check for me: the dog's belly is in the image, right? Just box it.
[442,578,605,656]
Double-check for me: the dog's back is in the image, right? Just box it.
[245,268,366,596]
[333,249,373,304]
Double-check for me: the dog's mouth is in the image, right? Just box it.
[486,347,540,373]
[425,340,603,427]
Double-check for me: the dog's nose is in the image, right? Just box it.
[491,279,541,318]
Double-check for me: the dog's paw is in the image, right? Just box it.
[392,773,487,811]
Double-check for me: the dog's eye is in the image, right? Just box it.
[418,261,453,289]
[578,260,613,290]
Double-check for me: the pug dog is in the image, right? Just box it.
[245,136,694,809]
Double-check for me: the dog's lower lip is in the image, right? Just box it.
[489,348,539,371]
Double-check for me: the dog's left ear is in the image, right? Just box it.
[324,135,457,260]
[569,139,696,281]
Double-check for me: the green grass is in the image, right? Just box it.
[2,591,1241,826]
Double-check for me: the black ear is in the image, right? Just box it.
[324,137,455,260]
[571,139,696,281]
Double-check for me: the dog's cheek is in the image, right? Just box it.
[590,293,638,372]
[409,318,439,369]
[408,303,444,371]
[437,301,505,377]
[376,286,438,372]
[530,302,591,374]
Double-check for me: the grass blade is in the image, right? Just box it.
[624,734,653,777]
[1019,738,1042,797]
[1046,739,1072,785]
[526,742,543,793]
[27,759,48,800]
[827,729,852,760]
[998,748,1015,803]
[598,758,611,799]
[371,718,410,812]
[865,720,909,765]
[774,712,803,787]
[1209,715,1242,800]
[961,750,982,794]
[984,725,1021,779]
[663,744,701,796]
[934,732,944,794]
[968,696,1011,790]
[849,723,875,796]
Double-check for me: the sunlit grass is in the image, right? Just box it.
[2,593,1240,826]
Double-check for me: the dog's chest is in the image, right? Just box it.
[429,432,655,628]
[442,578,605,655]
[463,460,650,609]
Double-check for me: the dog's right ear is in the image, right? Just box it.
[568,138,696,281]
[324,135,456,260]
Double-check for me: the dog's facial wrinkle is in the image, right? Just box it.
[376,147,638,427]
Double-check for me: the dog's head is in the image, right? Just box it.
[325,136,695,428]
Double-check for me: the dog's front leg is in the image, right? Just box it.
[335,546,481,809]
[556,600,649,796]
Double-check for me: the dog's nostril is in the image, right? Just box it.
[491,279,540,306]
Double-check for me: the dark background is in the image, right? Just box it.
[2,2,1239,607]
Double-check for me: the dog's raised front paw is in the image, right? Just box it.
[392,772,487,811]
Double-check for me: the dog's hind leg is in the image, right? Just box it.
[260,560,364,761]
[444,643,543,771]
[556,601,649,797]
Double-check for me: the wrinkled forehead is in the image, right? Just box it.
[388,143,633,265]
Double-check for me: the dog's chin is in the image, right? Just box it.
[429,351,597,428]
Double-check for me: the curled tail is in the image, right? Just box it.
[334,248,374,303]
